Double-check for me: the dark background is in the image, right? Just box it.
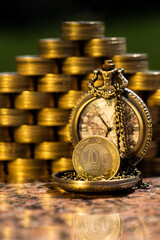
[0,0,160,71]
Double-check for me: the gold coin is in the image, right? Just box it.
[112,53,148,73]
[0,142,31,160]
[52,158,73,174]
[0,72,33,92]
[84,37,127,57]
[16,55,59,75]
[14,91,54,109]
[14,125,54,143]
[7,158,49,183]
[147,90,160,106]
[37,74,78,92]
[58,124,71,142]
[37,108,70,126]
[128,71,160,90]
[58,90,84,109]
[0,108,32,126]
[61,21,105,40]
[39,38,78,58]
[34,141,73,160]
[72,136,120,180]
[62,57,101,75]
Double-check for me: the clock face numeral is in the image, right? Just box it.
[78,97,140,151]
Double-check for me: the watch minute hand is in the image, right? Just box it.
[97,112,111,130]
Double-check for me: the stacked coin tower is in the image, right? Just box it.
[0,21,159,182]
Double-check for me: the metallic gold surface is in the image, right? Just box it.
[61,21,105,40]
[112,53,149,73]
[14,125,54,143]
[39,38,78,58]
[37,74,78,92]
[72,136,120,180]
[147,90,160,106]
[58,90,84,109]
[58,124,71,142]
[62,57,101,75]
[84,37,127,57]
[7,158,49,183]
[16,55,58,75]
[52,158,73,174]
[53,170,140,193]
[0,142,31,160]
[14,91,54,109]
[128,71,160,90]
[0,72,32,92]
[35,141,73,160]
[37,108,70,126]
[0,108,32,126]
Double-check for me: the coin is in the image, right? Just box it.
[0,72,33,93]
[62,57,101,75]
[34,141,73,160]
[0,109,32,126]
[37,74,78,92]
[61,21,105,40]
[84,37,127,57]
[14,91,54,109]
[147,89,160,106]
[15,55,59,75]
[0,142,31,160]
[37,108,70,126]
[128,71,160,90]
[14,125,54,143]
[58,90,84,109]
[112,53,149,73]
[72,136,120,180]
[39,38,78,58]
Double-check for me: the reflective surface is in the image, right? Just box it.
[0,177,159,240]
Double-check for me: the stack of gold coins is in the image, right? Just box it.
[62,56,101,75]
[16,55,59,75]
[7,158,49,183]
[0,20,159,181]
[37,74,78,92]
[38,38,78,58]
[112,53,149,73]
[84,37,127,57]
[128,71,160,91]
[144,90,160,176]
[61,21,105,40]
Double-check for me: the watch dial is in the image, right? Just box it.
[78,97,140,151]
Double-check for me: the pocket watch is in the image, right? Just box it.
[69,60,152,168]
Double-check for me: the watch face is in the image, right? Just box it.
[78,97,140,151]
[70,89,152,163]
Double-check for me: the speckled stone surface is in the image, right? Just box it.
[0,177,159,240]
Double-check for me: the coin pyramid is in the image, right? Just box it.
[0,21,159,182]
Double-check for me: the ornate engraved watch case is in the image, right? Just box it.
[69,60,152,165]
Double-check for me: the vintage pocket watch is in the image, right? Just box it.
[69,60,152,168]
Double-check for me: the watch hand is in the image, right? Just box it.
[96,112,112,135]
